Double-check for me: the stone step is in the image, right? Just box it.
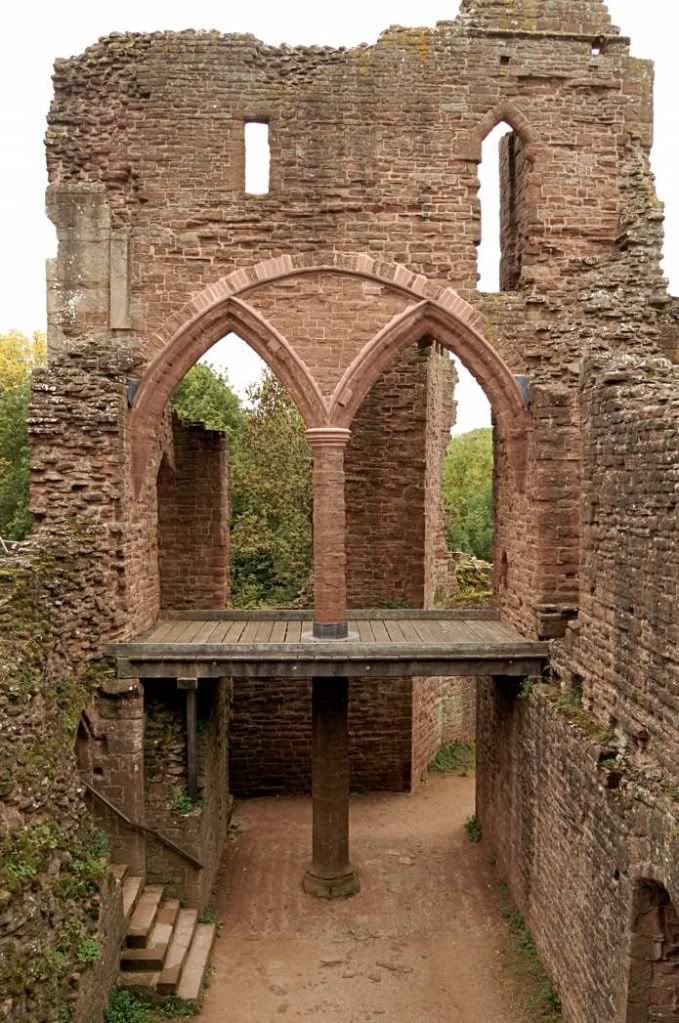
[157,909,198,995]
[117,969,160,994]
[120,900,181,972]
[111,863,129,885]
[175,923,216,1004]
[121,875,144,921]
[126,885,164,949]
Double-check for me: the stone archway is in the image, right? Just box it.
[127,252,533,634]
[129,253,530,502]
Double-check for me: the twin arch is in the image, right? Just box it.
[129,253,531,494]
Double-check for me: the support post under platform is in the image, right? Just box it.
[303,676,360,898]
[178,678,199,802]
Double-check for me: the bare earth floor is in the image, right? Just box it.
[201,775,527,1023]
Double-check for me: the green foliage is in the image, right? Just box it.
[198,904,217,924]
[464,814,482,843]
[229,373,312,608]
[0,330,46,540]
[105,988,198,1023]
[551,688,614,744]
[75,937,101,967]
[153,998,199,1017]
[498,884,562,1021]
[171,362,312,608]
[1,821,59,893]
[519,678,536,700]
[57,1008,73,1023]
[429,741,476,776]
[106,989,151,1023]
[441,428,494,561]
[171,362,244,445]
[171,794,197,815]
[54,838,109,902]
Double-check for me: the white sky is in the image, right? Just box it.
[1,1,677,435]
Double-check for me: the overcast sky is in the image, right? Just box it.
[1,1,676,433]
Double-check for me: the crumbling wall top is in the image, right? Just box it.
[458,0,619,38]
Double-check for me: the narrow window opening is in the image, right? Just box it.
[477,121,512,293]
[592,39,603,57]
[244,121,270,195]
[500,54,511,66]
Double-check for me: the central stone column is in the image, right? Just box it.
[303,427,358,896]
[303,676,360,898]
[306,428,351,639]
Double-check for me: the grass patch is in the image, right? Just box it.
[429,741,476,777]
[464,815,482,843]
[498,884,562,1022]
[197,904,217,924]
[105,988,199,1023]
[552,690,615,745]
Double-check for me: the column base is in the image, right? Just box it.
[312,620,349,639]
[302,865,360,899]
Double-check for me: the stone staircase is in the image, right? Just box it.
[112,864,216,1007]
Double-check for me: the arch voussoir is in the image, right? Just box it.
[129,295,326,496]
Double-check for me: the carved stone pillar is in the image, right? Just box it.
[306,428,351,639]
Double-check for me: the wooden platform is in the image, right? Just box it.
[109,610,549,680]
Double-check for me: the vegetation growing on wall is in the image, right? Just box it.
[0,534,118,1018]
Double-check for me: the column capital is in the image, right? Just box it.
[305,427,351,449]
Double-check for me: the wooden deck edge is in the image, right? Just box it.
[108,641,549,660]
[159,607,500,622]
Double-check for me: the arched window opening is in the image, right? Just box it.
[444,354,494,575]
[160,332,312,612]
[627,880,679,1022]
[477,121,527,293]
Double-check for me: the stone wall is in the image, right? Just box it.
[144,679,231,909]
[42,4,670,636]
[158,416,229,612]
[231,672,477,797]
[477,355,679,1023]
[477,680,679,1023]
[0,533,129,1023]
[230,677,414,796]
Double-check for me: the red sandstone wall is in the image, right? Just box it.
[157,416,229,611]
[567,356,679,768]
[40,15,667,639]
[478,355,679,1022]
[229,677,413,796]
[345,343,435,608]
[144,679,231,909]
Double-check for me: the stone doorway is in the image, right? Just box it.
[627,880,679,1022]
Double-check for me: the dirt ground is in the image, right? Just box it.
[201,775,529,1023]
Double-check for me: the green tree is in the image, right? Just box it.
[171,362,244,446]
[441,427,494,561]
[229,373,312,607]
[0,331,46,541]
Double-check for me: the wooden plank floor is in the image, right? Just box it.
[109,610,549,680]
